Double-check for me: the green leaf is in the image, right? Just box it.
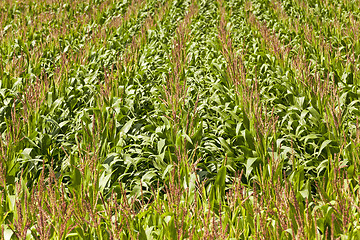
[242,129,255,150]
[318,140,333,157]
[157,139,166,154]
[162,164,173,179]
[120,118,135,135]
[21,148,33,160]
[245,158,257,178]
[71,167,82,189]
[142,171,156,183]
[215,165,226,199]
[99,171,111,192]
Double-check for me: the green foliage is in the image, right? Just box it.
[1,0,360,238]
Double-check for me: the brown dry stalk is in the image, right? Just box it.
[21,76,49,121]
[253,0,341,83]
[29,168,52,240]
[247,11,291,63]
[52,0,145,89]
[101,191,128,239]
[46,173,77,239]
[254,174,310,238]
[272,0,359,71]
[0,0,112,43]
[271,0,301,33]
[220,2,277,142]
[271,0,289,21]
[163,0,198,133]
[218,0,246,91]
[99,0,171,104]
[297,0,360,41]
[108,0,146,30]
[159,4,202,236]
[9,101,24,144]
[325,84,343,134]
[121,0,170,69]
[1,0,138,90]
[11,179,31,239]
[91,0,145,49]
[3,54,27,78]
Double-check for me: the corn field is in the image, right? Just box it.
[1,0,360,239]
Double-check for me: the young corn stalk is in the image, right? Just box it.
[220,0,278,165]
[162,0,198,161]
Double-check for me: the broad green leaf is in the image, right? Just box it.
[318,140,333,157]
[120,118,135,135]
[157,139,166,154]
[245,158,257,178]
